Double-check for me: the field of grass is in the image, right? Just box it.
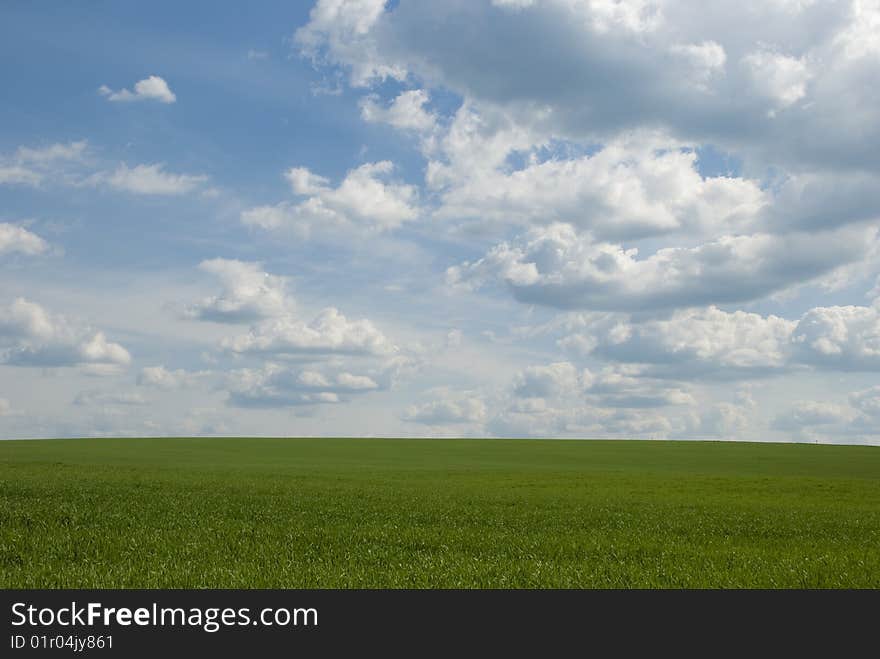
[1,437,878,588]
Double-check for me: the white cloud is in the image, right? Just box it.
[670,41,727,86]
[772,400,854,431]
[848,386,880,418]
[0,223,49,256]
[243,161,418,238]
[512,362,581,398]
[432,134,765,241]
[225,362,380,408]
[449,223,872,312]
[770,385,880,442]
[183,260,398,360]
[360,89,437,132]
[574,306,796,376]
[741,50,811,112]
[0,298,130,371]
[792,302,880,370]
[73,390,148,406]
[587,367,695,408]
[99,75,177,103]
[296,0,880,173]
[403,396,487,425]
[0,165,42,186]
[222,307,396,357]
[137,365,207,390]
[186,259,293,323]
[0,141,87,187]
[97,163,207,195]
[15,141,88,164]
[293,0,406,86]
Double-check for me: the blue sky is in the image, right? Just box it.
[2,0,880,442]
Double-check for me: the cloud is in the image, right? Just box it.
[771,386,880,442]
[512,361,581,398]
[360,89,437,132]
[849,385,880,419]
[569,306,796,378]
[403,395,487,425]
[222,307,396,357]
[669,41,727,87]
[0,223,49,256]
[1,141,208,197]
[487,398,677,439]
[586,367,695,408]
[771,400,854,431]
[297,0,880,172]
[448,223,872,312]
[96,163,207,195]
[686,396,756,439]
[293,0,406,86]
[73,390,148,406]
[186,259,293,323]
[137,365,207,390]
[184,260,398,359]
[792,301,880,370]
[0,141,87,187]
[225,362,380,408]
[486,360,694,437]
[741,49,811,112]
[15,141,88,164]
[0,165,43,186]
[0,298,130,371]
[99,75,176,103]
[432,132,766,241]
[242,161,418,238]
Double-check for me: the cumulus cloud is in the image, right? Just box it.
[772,400,854,432]
[183,260,398,361]
[403,395,487,425]
[487,399,677,439]
[296,0,880,172]
[741,49,811,113]
[0,298,130,371]
[792,302,880,370]
[433,134,766,241]
[186,259,293,323]
[99,76,177,103]
[568,307,796,378]
[225,362,380,408]
[137,365,208,390]
[242,161,418,238]
[512,362,582,398]
[553,298,880,378]
[222,307,396,357]
[96,163,207,195]
[360,89,437,133]
[0,223,49,256]
[771,385,880,442]
[587,367,695,408]
[448,223,872,312]
[293,0,406,86]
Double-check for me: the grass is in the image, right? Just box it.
[1,437,878,588]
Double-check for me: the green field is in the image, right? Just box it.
[1,437,878,588]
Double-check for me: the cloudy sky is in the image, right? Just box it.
[1,0,879,443]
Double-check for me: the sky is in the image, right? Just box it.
[1,0,880,443]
